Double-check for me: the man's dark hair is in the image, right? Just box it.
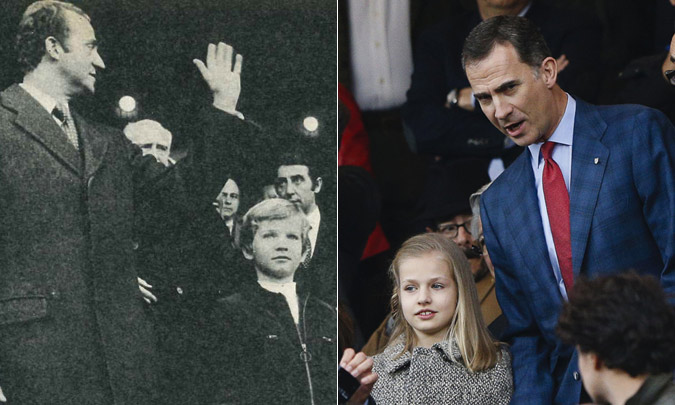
[276,150,320,188]
[16,1,89,74]
[557,272,675,377]
[462,15,551,71]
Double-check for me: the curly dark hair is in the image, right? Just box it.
[16,1,88,74]
[557,272,675,377]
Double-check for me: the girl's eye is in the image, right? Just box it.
[432,283,444,289]
[403,285,416,292]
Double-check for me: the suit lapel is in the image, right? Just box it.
[74,111,108,179]
[503,154,561,297]
[569,101,608,279]
[2,85,82,175]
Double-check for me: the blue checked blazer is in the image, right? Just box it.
[480,100,675,404]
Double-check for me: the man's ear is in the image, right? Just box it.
[425,226,434,233]
[242,245,254,261]
[45,36,64,60]
[540,56,558,89]
[312,177,322,193]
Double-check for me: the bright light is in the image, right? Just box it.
[303,116,319,132]
[119,96,137,112]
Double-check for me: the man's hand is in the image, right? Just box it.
[458,87,475,111]
[340,348,378,404]
[556,54,569,73]
[138,277,157,304]
[193,42,243,115]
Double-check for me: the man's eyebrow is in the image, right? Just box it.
[290,175,305,181]
[494,80,520,93]
[474,80,520,100]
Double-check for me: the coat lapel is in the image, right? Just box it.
[503,153,561,297]
[74,111,109,179]
[569,100,608,279]
[2,84,82,175]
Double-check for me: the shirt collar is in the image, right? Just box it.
[19,82,61,115]
[257,280,297,295]
[528,94,576,167]
[306,205,321,229]
[383,339,462,374]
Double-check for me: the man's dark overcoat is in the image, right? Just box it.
[0,84,252,404]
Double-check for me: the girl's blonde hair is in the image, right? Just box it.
[387,233,501,372]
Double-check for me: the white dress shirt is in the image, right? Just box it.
[306,206,321,258]
[528,94,575,301]
[348,0,413,111]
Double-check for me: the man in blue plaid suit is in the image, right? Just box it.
[462,16,675,404]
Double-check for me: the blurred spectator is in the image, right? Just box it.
[339,0,466,248]
[214,178,241,235]
[124,119,176,166]
[469,182,507,339]
[261,184,278,200]
[601,33,675,124]
[403,0,601,180]
[275,152,335,303]
[557,273,675,405]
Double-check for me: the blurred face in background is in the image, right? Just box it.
[216,179,240,220]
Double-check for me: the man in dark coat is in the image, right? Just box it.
[0,1,253,403]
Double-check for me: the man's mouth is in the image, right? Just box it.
[272,255,291,261]
[504,120,524,136]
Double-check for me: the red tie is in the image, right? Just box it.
[541,141,573,292]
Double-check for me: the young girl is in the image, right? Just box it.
[371,233,513,404]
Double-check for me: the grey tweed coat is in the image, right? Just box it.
[371,340,513,404]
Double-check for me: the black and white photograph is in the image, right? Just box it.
[0,0,336,403]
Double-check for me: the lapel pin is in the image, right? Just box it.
[594,158,599,165]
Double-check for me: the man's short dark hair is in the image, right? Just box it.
[276,150,320,187]
[462,15,551,71]
[557,272,675,377]
[16,1,89,74]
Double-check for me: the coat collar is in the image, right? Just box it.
[568,99,608,277]
[382,339,462,374]
[1,84,108,177]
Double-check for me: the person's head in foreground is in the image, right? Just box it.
[123,119,173,166]
[557,272,675,405]
[237,198,310,284]
[462,15,567,147]
[387,232,502,372]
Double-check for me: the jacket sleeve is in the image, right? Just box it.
[631,108,675,303]
[480,197,555,403]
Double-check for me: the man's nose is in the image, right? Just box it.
[494,98,512,120]
[453,226,473,249]
[93,50,105,70]
[284,183,297,197]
